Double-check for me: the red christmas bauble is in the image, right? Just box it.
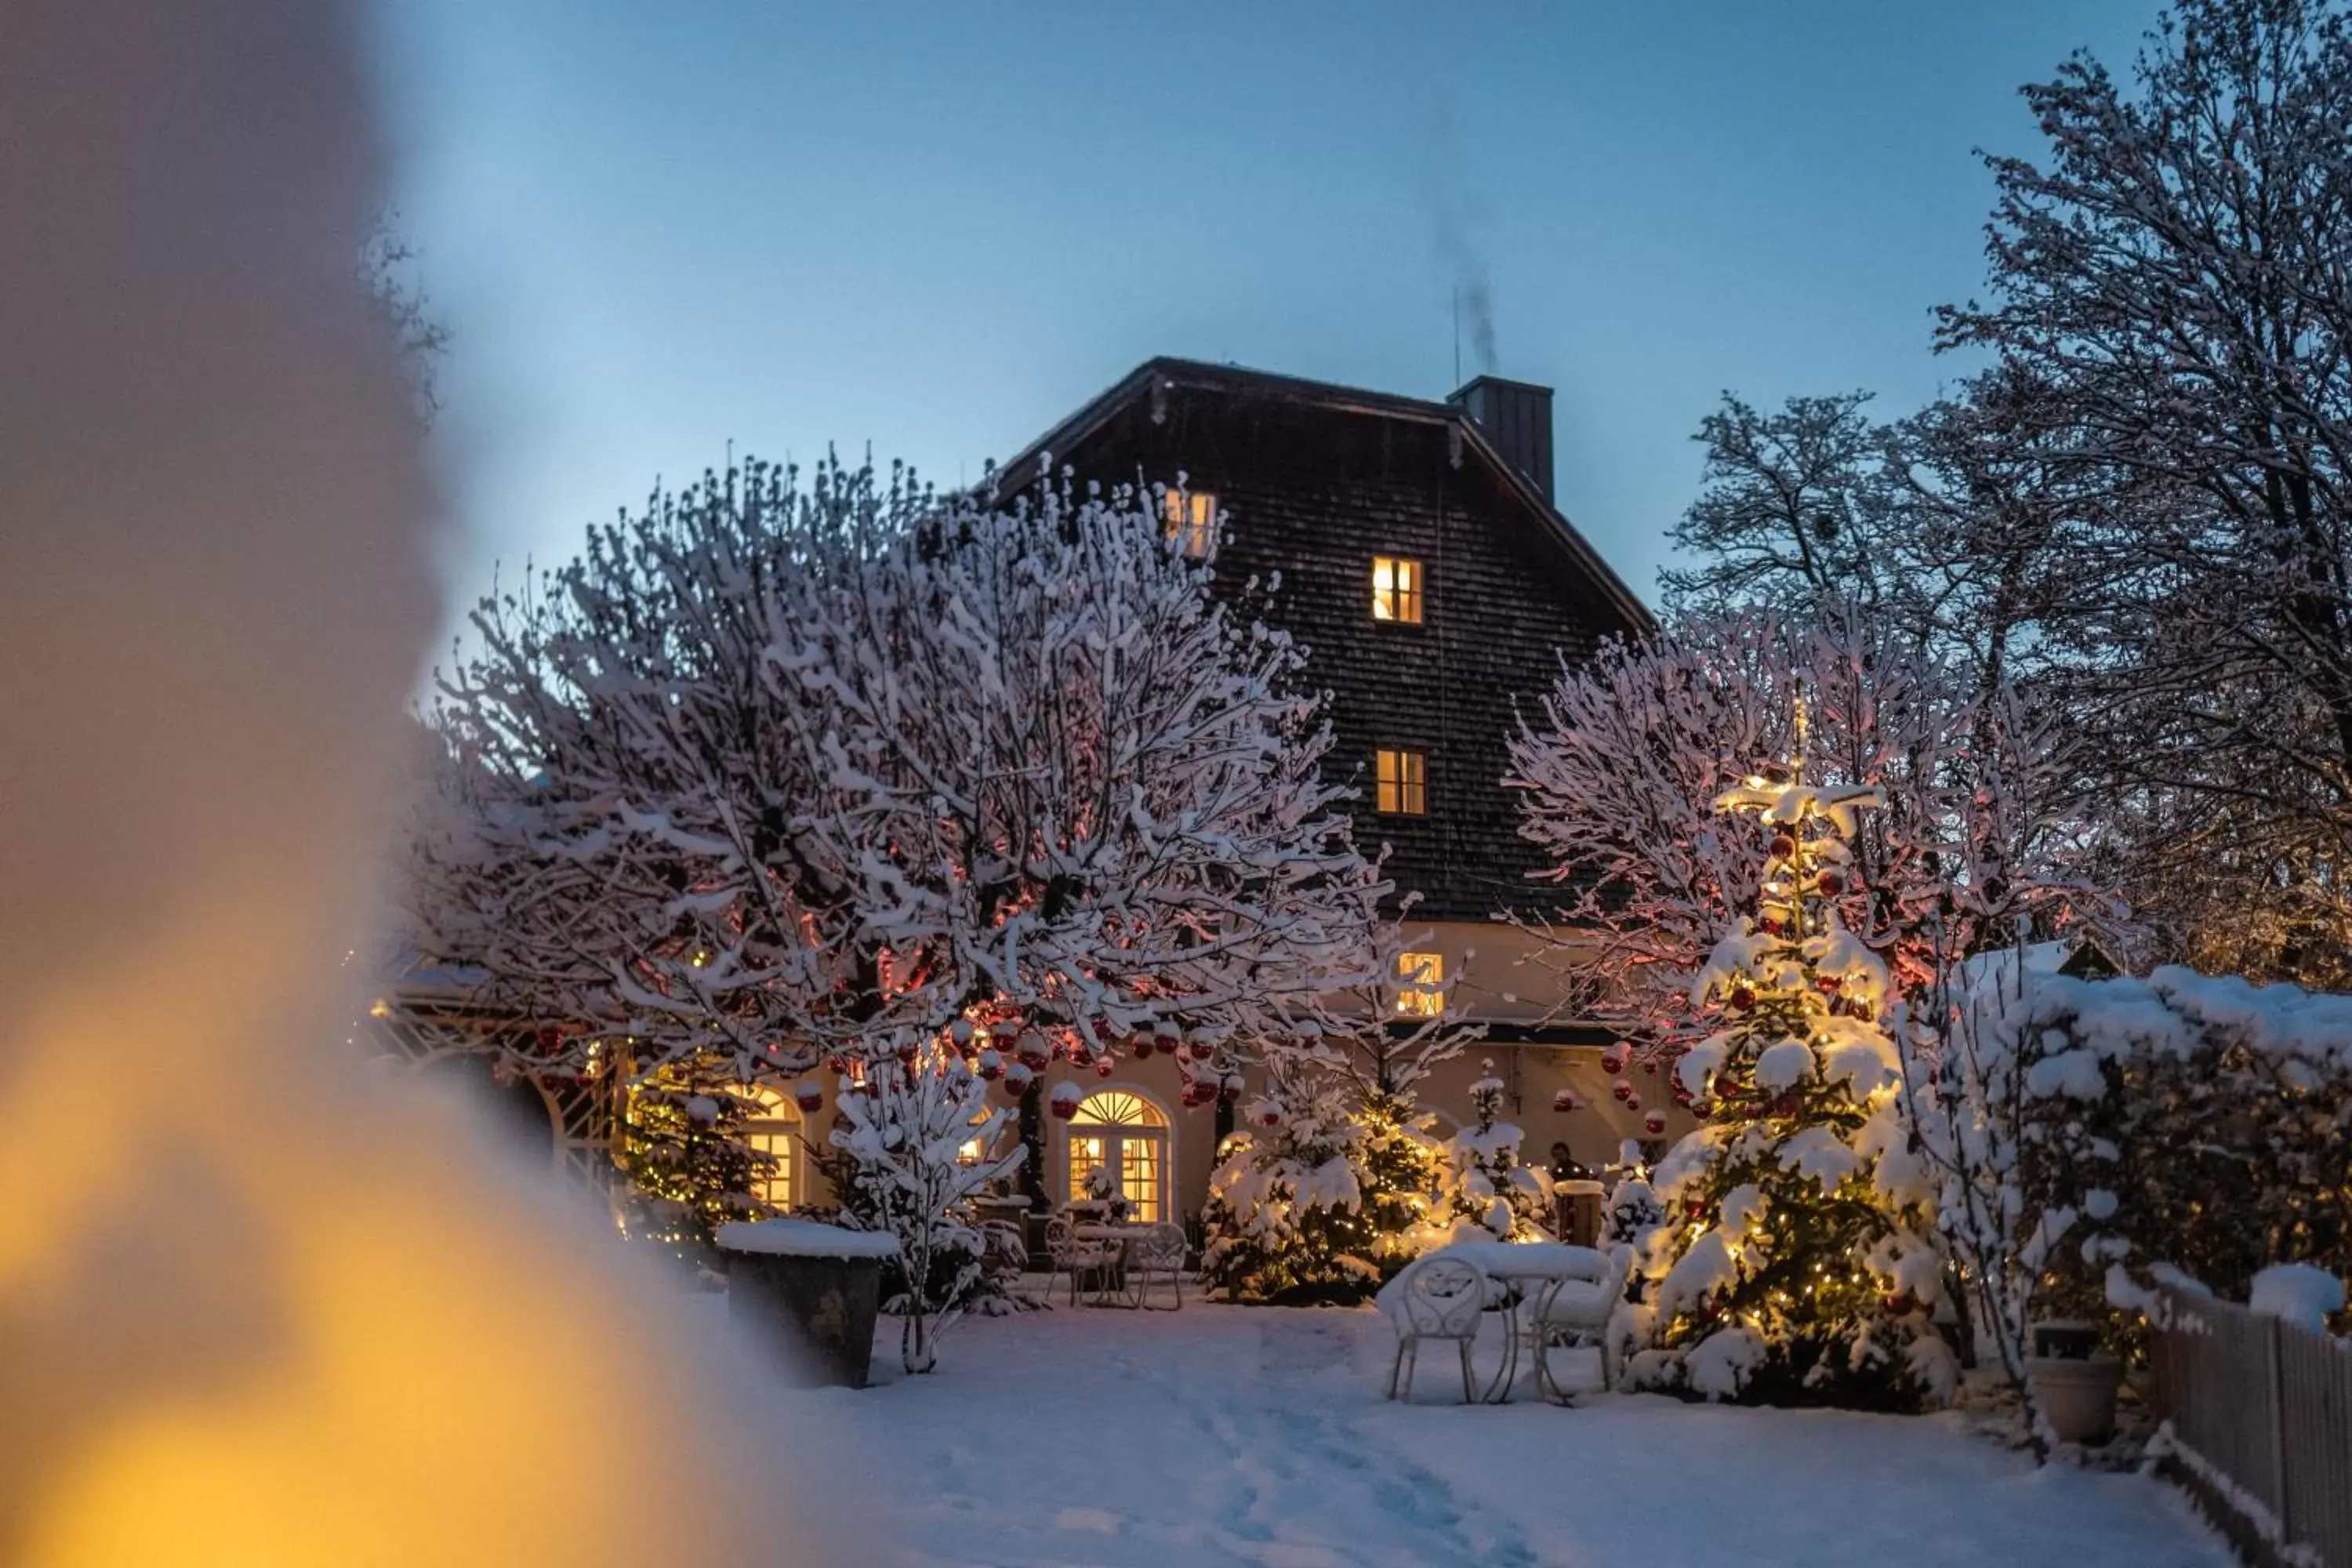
[1772,1093,1802,1118]
[793,1081,825,1113]
[1729,985,1756,1011]
[1624,1090,1642,1112]
[1884,1291,1917,1316]
[1691,1098,1715,1117]
[1818,974,1842,993]
[1640,1058,1657,1076]
[1643,1110,1668,1135]
[1769,834,1796,862]
[1131,1034,1155,1058]
[1600,1044,1630,1075]
[1552,1088,1581,1113]
[1258,1109,1281,1128]
[1685,1200,1707,1219]
[1610,1078,1634,1103]
[1759,916,1783,936]
[1094,1058,1115,1077]
[1817,869,1846,896]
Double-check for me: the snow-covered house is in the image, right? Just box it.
[985,358,1668,1225]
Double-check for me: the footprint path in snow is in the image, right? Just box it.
[1156,1317,1541,1568]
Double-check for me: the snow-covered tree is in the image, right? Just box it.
[1507,612,2114,1077]
[1439,1060,1552,1242]
[408,458,1385,1265]
[1936,0,2352,989]
[1620,729,1954,1411]
[824,1037,1023,1373]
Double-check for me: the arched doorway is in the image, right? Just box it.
[1061,1089,1171,1222]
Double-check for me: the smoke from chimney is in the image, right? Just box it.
[1422,110,1498,378]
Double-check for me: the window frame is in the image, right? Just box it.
[1370,554,1424,624]
[1395,949,1446,1018]
[1374,746,1428,815]
[1162,488,1217,560]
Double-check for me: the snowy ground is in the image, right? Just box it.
[734,1287,2235,1568]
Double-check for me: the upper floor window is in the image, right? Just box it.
[1396,950,1445,1017]
[1375,747,1427,815]
[1371,555,1423,623]
[1163,488,1217,559]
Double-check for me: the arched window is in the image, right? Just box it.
[1064,1089,1171,1222]
[741,1086,799,1213]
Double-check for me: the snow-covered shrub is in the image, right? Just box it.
[1438,1062,1552,1241]
[1920,949,2352,1351]
[823,1040,1023,1373]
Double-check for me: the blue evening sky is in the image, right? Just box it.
[372,2,2158,626]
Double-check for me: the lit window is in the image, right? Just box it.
[1396,951,1445,1017]
[1371,556,1423,623]
[1163,488,1217,559]
[957,1136,985,1165]
[742,1086,799,1212]
[1375,748,1427,815]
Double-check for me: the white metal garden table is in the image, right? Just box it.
[1424,1240,1613,1403]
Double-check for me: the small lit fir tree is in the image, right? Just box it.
[1439,1060,1553,1241]
[1200,1054,1446,1304]
[615,1058,768,1272]
[1625,699,1951,1410]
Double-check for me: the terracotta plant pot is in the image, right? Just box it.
[2025,1356,2123,1443]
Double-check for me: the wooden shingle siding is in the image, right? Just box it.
[1007,365,1648,921]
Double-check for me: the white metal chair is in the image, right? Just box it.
[1532,1244,1633,1391]
[1385,1255,1490,1403]
[1044,1215,1120,1307]
[1125,1221,1186,1311]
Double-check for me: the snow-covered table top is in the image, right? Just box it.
[713,1218,901,1258]
[1073,1223,1141,1239]
[1426,1240,1610,1281]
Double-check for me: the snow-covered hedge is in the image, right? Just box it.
[1920,947,2352,1348]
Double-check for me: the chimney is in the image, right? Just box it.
[1447,375,1554,503]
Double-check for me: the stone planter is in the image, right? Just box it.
[716,1219,898,1388]
[2025,1355,2124,1444]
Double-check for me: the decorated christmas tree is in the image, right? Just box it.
[1439,1060,1552,1241]
[1623,697,1951,1410]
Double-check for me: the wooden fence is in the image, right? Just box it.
[2148,1283,2352,1568]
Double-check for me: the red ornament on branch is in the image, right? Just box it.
[1643,1109,1668,1135]
[1001,1062,1035,1095]
[1552,1088,1581,1114]
[1600,1043,1631,1076]
[1047,1082,1083,1120]
[1610,1078,1634,1104]
[1729,985,1756,1011]
[792,1080,825,1114]
[1769,834,1796,862]
[1816,869,1846,896]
